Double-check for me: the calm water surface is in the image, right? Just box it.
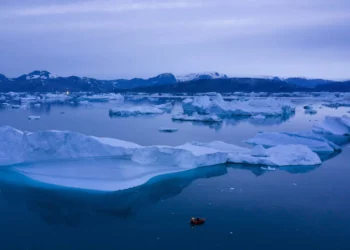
[0,99,350,250]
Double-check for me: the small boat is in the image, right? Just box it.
[190,217,206,225]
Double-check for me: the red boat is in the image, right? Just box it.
[190,217,206,225]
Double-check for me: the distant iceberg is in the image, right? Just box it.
[245,132,341,154]
[109,105,164,117]
[28,115,40,120]
[172,112,222,122]
[78,93,124,103]
[182,93,295,118]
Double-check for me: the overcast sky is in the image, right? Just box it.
[0,0,349,79]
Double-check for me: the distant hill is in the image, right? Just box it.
[0,70,349,93]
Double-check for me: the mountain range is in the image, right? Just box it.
[0,70,349,93]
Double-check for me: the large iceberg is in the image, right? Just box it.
[182,93,295,117]
[0,127,324,191]
[313,115,350,136]
[245,132,341,154]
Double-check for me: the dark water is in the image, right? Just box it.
[0,100,350,249]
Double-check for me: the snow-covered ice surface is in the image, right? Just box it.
[245,132,341,154]
[313,115,350,136]
[172,112,222,122]
[191,141,321,166]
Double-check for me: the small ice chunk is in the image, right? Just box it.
[28,116,40,120]
[251,114,266,119]
[34,103,41,108]
[260,166,276,171]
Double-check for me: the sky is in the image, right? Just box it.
[0,0,349,80]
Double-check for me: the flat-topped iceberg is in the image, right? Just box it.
[109,106,164,117]
[313,115,350,136]
[172,112,222,122]
[78,93,124,103]
[245,132,341,154]
[0,127,324,191]
[182,93,295,117]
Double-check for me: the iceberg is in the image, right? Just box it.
[190,141,321,166]
[0,126,141,166]
[182,93,295,117]
[172,112,222,122]
[245,132,341,154]
[313,115,350,136]
[43,93,70,102]
[28,115,40,120]
[109,106,164,117]
[158,128,178,133]
[78,93,124,103]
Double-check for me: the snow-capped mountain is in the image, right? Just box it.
[0,70,349,92]
[176,72,228,82]
[18,70,58,80]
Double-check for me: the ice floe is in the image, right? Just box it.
[245,132,341,154]
[191,141,321,166]
[313,115,350,136]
